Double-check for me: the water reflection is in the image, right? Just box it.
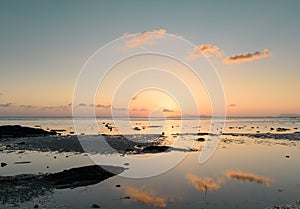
[226,170,272,186]
[0,165,123,206]
[185,174,225,194]
[123,186,169,207]
[185,170,273,195]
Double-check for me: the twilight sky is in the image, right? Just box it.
[0,0,299,117]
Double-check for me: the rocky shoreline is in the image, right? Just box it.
[0,125,57,138]
[0,125,179,157]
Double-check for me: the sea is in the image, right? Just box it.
[0,117,299,209]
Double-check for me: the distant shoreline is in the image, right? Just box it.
[0,116,299,119]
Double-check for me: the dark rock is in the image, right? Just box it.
[103,134,161,154]
[142,145,170,153]
[14,161,31,164]
[42,165,124,189]
[0,135,84,153]
[285,155,290,158]
[51,129,66,132]
[34,204,39,208]
[0,125,57,138]
[270,127,274,131]
[90,203,100,208]
[1,162,7,167]
[133,127,141,131]
[276,127,290,132]
[196,138,205,142]
[197,132,209,136]
[17,141,26,145]
[115,184,121,188]
[0,165,124,205]
[125,148,134,153]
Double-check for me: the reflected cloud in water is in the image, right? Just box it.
[124,186,167,207]
[185,174,225,193]
[226,170,272,186]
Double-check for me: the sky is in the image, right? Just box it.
[0,0,299,117]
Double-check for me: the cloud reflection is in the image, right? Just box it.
[124,186,167,207]
[185,174,225,193]
[226,170,272,186]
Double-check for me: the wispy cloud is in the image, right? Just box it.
[77,103,111,108]
[186,44,223,60]
[41,103,72,111]
[78,103,88,107]
[162,108,174,113]
[226,170,272,186]
[124,186,167,207]
[132,107,148,111]
[186,174,225,193]
[0,102,12,107]
[19,105,37,109]
[96,104,111,108]
[224,49,271,64]
[112,107,128,111]
[228,104,237,107]
[123,29,166,48]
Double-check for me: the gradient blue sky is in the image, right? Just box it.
[0,0,299,117]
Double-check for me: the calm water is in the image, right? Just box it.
[0,117,299,209]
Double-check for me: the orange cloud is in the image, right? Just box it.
[226,170,272,186]
[186,174,225,193]
[186,44,223,60]
[124,186,167,207]
[123,29,166,48]
[224,49,271,64]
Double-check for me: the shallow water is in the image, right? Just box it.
[0,117,299,208]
